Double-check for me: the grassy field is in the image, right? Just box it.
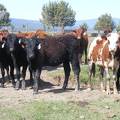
[47,64,100,87]
[0,98,120,120]
[0,65,120,120]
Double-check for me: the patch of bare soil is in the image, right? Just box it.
[0,69,120,107]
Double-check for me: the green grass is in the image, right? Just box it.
[0,99,120,120]
[47,64,100,85]
[0,64,119,120]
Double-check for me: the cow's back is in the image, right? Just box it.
[40,34,83,65]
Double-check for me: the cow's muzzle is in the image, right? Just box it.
[10,48,14,52]
[29,54,35,60]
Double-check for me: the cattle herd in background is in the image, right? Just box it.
[0,28,120,95]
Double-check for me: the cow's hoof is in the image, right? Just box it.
[12,84,16,88]
[33,91,38,95]
[1,84,5,88]
[75,88,80,92]
[21,81,26,90]
[21,87,26,90]
[29,86,33,89]
[15,88,19,90]
[101,90,106,93]
[12,85,15,88]
[62,86,66,91]
[21,85,26,90]
[86,88,92,91]
[113,90,118,95]
[15,81,20,90]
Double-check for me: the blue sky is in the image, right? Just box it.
[0,0,120,20]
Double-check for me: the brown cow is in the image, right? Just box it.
[35,29,48,39]
[16,29,48,39]
[82,29,89,64]
[0,30,9,41]
[16,32,35,38]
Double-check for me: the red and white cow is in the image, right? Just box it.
[88,33,119,94]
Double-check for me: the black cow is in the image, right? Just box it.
[6,34,32,90]
[116,65,120,90]
[113,42,120,91]
[24,30,85,94]
[0,38,15,87]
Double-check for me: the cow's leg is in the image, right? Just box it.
[88,62,95,90]
[62,62,71,90]
[10,64,15,88]
[6,66,10,83]
[112,74,118,95]
[1,67,5,88]
[113,60,119,94]
[29,67,33,87]
[84,47,88,64]
[15,67,20,90]
[113,78,118,94]
[99,66,105,92]
[21,65,27,90]
[71,55,80,91]
[116,66,120,90]
[33,69,41,94]
[88,71,92,90]
[104,67,111,95]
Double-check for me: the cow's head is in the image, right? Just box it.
[72,27,85,39]
[6,34,17,52]
[35,29,47,39]
[107,33,119,52]
[24,38,41,60]
[0,37,7,49]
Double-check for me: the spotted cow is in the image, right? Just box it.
[88,33,119,94]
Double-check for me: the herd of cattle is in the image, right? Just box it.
[0,28,120,95]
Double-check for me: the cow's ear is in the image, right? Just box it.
[2,37,7,42]
[37,43,41,50]
[72,30,76,33]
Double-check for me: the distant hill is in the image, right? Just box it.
[66,18,120,31]
[65,19,97,30]
[11,18,43,32]
[10,18,120,32]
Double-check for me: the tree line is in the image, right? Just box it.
[1,1,120,32]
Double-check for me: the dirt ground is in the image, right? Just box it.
[0,69,120,107]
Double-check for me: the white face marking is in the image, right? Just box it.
[83,32,87,35]
[77,36,81,39]
[107,33,119,51]
[2,43,5,48]
[112,75,116,79]
[19,39,21,44]
[37,44,41,49]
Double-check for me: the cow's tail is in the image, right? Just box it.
[91,62,96,77]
